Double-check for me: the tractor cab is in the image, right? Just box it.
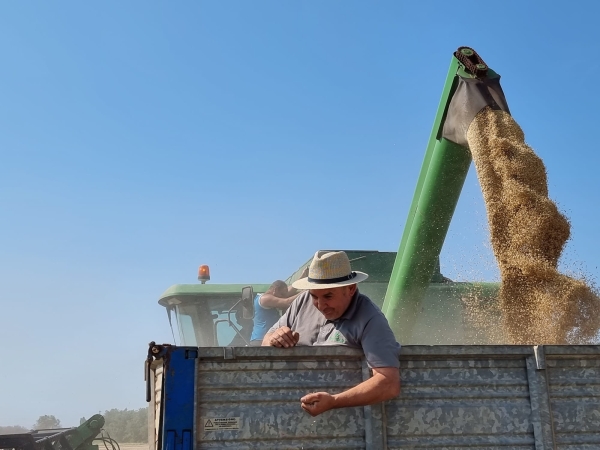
[159,283,269,346]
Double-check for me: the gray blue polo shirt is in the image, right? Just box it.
[267,290,401,368]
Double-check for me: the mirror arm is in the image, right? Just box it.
[226,299,250,346]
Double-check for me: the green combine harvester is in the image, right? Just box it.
[157,47,510,347]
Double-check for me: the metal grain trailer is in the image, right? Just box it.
[147,344,600,449]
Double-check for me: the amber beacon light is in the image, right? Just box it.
[198,265,210,284]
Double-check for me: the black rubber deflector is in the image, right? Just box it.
[442,76,511,148]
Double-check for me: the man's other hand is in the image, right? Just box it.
[300,392,335,416]
[267,327,299,348]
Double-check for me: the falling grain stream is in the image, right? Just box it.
[466,107,600,344]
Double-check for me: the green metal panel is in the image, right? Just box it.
[382,56,460,286]
[382,54,475,342]
[384,138,472,341]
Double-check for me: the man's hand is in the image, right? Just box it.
[300,392,335,416]
[264,327,299,348]
[299,367,400,416]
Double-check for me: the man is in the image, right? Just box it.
[262,251,401,416]
[249,279,302,346]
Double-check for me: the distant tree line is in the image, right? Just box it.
[1,409,148,443]
[0,425,29,434]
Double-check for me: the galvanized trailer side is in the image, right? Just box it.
[148,345,600,449]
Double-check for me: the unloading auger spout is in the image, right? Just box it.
[382,47,510,342]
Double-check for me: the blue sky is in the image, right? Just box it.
[2,1,600,427]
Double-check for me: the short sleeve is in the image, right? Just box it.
[266,292,305,335]
[360,312,401,368]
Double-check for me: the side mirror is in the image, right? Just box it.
[241,286,254,320]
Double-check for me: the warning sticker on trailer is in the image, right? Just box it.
[203,417,240,431]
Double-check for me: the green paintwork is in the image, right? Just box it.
[382,53,492,342]
[158,283,272,307]
[68,414,105,450]
[382,56,461,319]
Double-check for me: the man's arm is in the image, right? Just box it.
[259,292,300,309]
[286,285,303,297]
[300,367,400,416]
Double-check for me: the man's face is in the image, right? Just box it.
[309,284,357,320]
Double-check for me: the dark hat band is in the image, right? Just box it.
[307,272,357,284]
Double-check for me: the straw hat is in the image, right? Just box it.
[292,251,368,290]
